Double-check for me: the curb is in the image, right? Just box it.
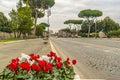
[4,40,25,44]
[49,40,81,80]
[0,40,25,45]
[0,38,39,45]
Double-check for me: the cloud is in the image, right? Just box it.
[0,0,19,17]
[0,0,120,32]
[48,0,120,32]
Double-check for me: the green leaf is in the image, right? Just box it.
[0,72,4,76]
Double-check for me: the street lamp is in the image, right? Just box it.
[47,7,51,39]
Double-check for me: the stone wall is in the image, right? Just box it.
[0,32,14,39]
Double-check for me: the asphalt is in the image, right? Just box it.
[50,38,120,79]
[50,40,81,80]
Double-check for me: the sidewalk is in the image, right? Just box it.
[93,38,120,41]
[0,39,51,72]
[109,38,120,40]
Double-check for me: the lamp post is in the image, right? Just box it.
[47,7,51,39]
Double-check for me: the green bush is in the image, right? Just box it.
[78,32,87,37]
[108,30,120,37]
[91,33,99,38]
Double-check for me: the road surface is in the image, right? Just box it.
[50,38,120,80]
[0,39,51,72]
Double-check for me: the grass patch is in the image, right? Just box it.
[0,38,23,42]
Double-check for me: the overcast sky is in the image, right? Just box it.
[0,0,120,32]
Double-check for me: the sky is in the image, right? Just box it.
[0,0,120,32]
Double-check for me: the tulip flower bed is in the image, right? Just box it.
[0,51,76,80]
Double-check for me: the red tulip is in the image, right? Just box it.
[57,57,62,62]
[50,51,56,57]
[56,62,62,68]
[29,53,40,60]
[20,62,31,72]
[72,60,76,65]
[7,58,18,70]
[38,60,47,68]
[66,58,70,62]
[46,63,53,72]
[31,64,39,71]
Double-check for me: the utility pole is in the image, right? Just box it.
[47,7,51,39]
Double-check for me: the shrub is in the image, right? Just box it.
[78,32,87,37]
[91,33,99,38]
[108,30,120,37]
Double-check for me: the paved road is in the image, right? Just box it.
[50,38,120,79]
[0,39,51,72]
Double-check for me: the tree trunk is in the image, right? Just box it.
[69,24,72,37]
[87,22,91,38]
[13,32,16,38]
[76,24,80,36]
[33,10,38,35]
[18,31,22,38]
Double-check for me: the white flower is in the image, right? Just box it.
[38,55,50,62]
[19,53,30,62]
[19,53,35,65]
[28,60,35,66]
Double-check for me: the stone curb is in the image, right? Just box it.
[0,40,26,45]
[4,40,25,43]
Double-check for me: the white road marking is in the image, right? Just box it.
[49,40,59,55]
[49,39,81,80]
[103,50,112,53]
